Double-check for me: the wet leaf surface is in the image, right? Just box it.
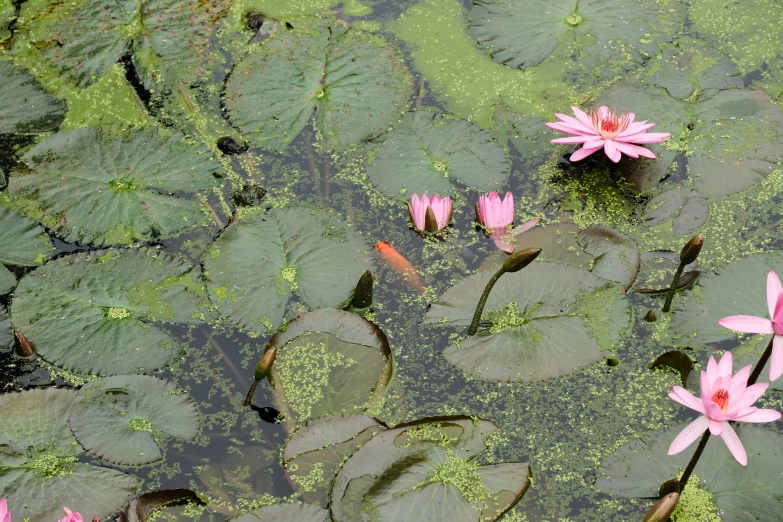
[649,350,693,387]
[632,250,699,294]
[644,189,709,236]
[0,60,66,134]
[577,225,640,291]
[119,489,201,522]
[233,503,330,521]
[0,306,11,350]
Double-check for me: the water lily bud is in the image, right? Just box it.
[351,270,373,309]
[502,247,541,273]
[642,492,679,522]
[254,347,277,381]
[680,234,704,266]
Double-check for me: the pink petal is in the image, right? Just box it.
[598,106,610,118]
[635,146,657,159]
[719,422,747,466]
[492,235,514,254]
[771,335,783,381]
[717,351,733,380]
[700,370,712,411]
[614,132,671,144]
[603,140,622,163]
[510,217,541,237]
[731,382,768,412]
[668,416,709,455]
[551,136,597,144]
[569,145,603,162]
[775,292,783,326]
[709,419,724,435]
[545,122,596,136]
[669,386,705,414]
[735,408,782,423]
[625,112,636,125]
[706,356,719,385]
[706,401,728,421]
[617,122,656,137]
[612,141,640,158]
[718,315,774,334]
[501,191,514,227]
[551,113,597,134]
[729,364,751,397]
[767,271,783,318]
[583,139,605,149]
[571,106,597,130]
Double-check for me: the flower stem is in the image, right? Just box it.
[748,335,775,386]
[467,266,506,336]
[662,263,685,313]
[677,429,711,492]
[244,379,261,407]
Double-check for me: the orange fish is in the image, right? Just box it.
[374,241,425,292]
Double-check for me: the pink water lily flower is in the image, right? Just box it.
[408,193,452,233]
[57,507,83,522]
[0,498,10,522]
[668,352,781,466]
[718,271,783,382]
[546,106,671,163]
[475,191,524,253]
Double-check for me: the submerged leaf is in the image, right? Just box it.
[204,208,374,335]
[595,425,783,520]
[70,375,200,466]
[224,22,412,151]
[644,189,709,236]
[11,248,209,375]
[0,388,140,521]
[0,60,66,134]
[9,128,221,245]
[0,206,53,295]
[632,250,699,294]
[233,503,330,521]
[119,489,201,522]
[426,262,631,382]
[577,225,640,291]
[649,350,693,387]
[330,416,530,522]
[267,308,392,425]
[366,111,508,197]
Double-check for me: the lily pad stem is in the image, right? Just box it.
[662,235,704,313]
[467,266,505,336]
[244,379,261,407]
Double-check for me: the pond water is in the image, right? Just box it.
[2,0,783,520]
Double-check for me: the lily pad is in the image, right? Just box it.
[120,489,202,522]
[643,189,709,236]
[479,223,592,273]
[15,0,229,88]
[577,225,640,292]
[203,208,374,335]
[233,504,330,522]
[0,0,14,42]
[11,248,209,375]
[366,111,508,197]
[595,425,783,520]
[224,22,412,151]
[0,388,141,521]
[424,262,631,382]
[670,252,783,345]
[688,88,783,198]
[632,251,699,294]
[644,44,743,99]
[0,306,11,350]
[470,0,665,71]
[0,60,66,134]
[9,127,221,245]
[283,415,385,507]
[70,375,200,466]
[0,206,53,294]
[330,416,531,522]
[267,308,393,425]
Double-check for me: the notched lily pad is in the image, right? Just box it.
[0,306,12,350]
[0,206,54,294]
[479,223,591,272]
[224,21,412,151]
[366,111,508,197]
[283,415,385,507]
[632,250,699,294]
[267,308,393,425]
[577,225,640,292]
[9,127,221,245]
[119,489,201,522]
[11,248,209,375]
[204,208,375,335]
[425,262,632,382]
[644,44,743,99]
[15,0,230,88]
[595,425,783,520]
[649,350,693,386]
[70,375,200,466]
[0,60,66,134]
[0,388,141,521]
[233,503,330,522]
[644,189,708,236]
[330,416,531,522]
[670,252,782,345]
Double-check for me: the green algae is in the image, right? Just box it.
[29,452,78,478]
[670,473,721,522]
[130,418,154,432]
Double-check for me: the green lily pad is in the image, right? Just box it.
[577,225,640,292]
[0,0,14,42]
[479,223,592,273]
[424,262,631,382]
[470,0,665,71]
[644,189,709,236]
[203,208,374,335]
[632,250,699,294]
[688,88,783,198]
[233,504,330,522]
[0,388,141,521]
[11,248,209,375]
[595,425,783,520]
[15,0,229,88]
[224,22,412,151]
[9,127,221,245]
[644,44,743,99]
[330,416,531,522]
[267,308,393,425]
[283,415,385,507]
[0,60,66,134]
[366,111,508,197]
[670,252,783,345]
[70,375,200,466]
[0,206,54,293]
[0,306,11,350]
[120,489,202,522]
